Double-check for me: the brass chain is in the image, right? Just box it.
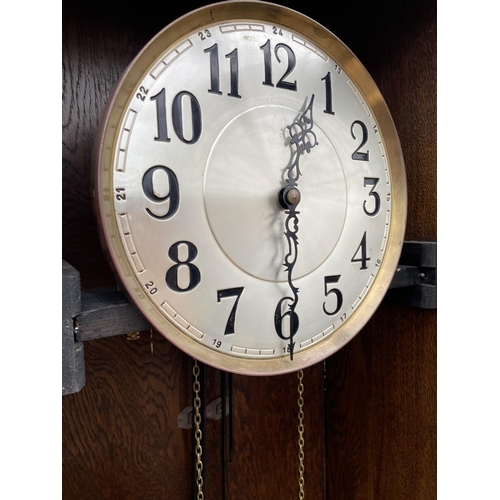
[193,360,204,500]
[298,369,305,499]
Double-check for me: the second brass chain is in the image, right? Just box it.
[298,369,305,499]
[193,360,204,500]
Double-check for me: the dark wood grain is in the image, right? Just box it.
[325,305,436,499]
[226,364,325,500]
[62,331,194,499]
[323,0,437,498]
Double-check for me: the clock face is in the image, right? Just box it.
[93,1,406,375]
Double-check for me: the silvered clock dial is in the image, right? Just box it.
[93,0,407,375]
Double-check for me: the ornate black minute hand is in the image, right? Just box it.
[275,95,318,361]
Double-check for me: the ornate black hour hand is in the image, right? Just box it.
[275,95,318,361]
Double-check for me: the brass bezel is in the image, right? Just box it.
[92,0,407,375]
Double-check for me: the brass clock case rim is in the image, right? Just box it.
[92,0,407,376]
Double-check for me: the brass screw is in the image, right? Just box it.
[126,331,141,341]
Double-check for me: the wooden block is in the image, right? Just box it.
[62,260,85,395]
[400,241,437,268]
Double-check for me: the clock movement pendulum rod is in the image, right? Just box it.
[297,369,306,499]
[221,370,234,499]
[221,371,227,500]
[228,372,234,462]
[192,360,205,500]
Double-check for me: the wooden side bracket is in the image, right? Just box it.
[387,241,437,309]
